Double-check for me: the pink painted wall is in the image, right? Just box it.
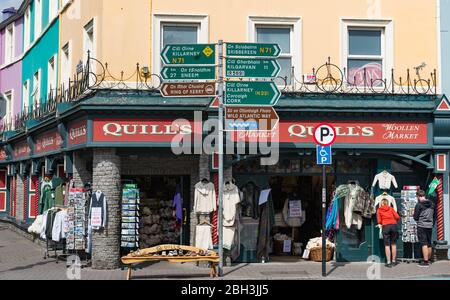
[0,17,24,121]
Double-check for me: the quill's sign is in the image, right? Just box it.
[233,121,429,145]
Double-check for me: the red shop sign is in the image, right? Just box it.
[13,142,31,159]
[68,119,88,146]
[93,118,202,143]
[35,130,63,154]
[232,121,429,145]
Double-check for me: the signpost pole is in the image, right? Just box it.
[322,164,327,277]
[217,40,224,277]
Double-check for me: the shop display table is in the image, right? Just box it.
[121,244,220,280]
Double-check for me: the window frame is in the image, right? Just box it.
[49,0,58,20]
[32,69,42,111]
[24,6,31,50]
[34,0,43,40]
[60,41,72,89]
[23,80,30,113]
[4,23,15,64]
[4,90,13,124]
[341,19,393,87]
[153,14,209,82]
[249,17,302,88]
[47,55,57,99]
[83,18,97,82]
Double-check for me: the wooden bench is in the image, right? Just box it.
[121,244,220,280]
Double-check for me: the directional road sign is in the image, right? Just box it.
[161,82,216,97]
[224,81,281,106]
[161,66,216,80]
[161,44,216,65]
[226,43,281,58]
[226,58,281,78]
[225,106,279,131]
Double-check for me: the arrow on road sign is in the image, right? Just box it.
[161,82,216,97]
[226,58,281,78]
[224,81,281,106]
[161,66,216,80]
[161,44,216,65]
[226,43,281,58]
[225,106,279,131]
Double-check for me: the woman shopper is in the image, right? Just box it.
[377,198,401,267]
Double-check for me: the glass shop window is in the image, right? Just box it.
[347,29,383,86]
[256,26,292,85]
[162,24,198,48]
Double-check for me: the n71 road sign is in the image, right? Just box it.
[226,43,281,58]
[161,44,216,65]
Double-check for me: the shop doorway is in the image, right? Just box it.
[121,175,191,247]
[268,175,335,260]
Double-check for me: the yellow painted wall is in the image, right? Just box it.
[152,0,438,77]
[59,0,103,85]
[59,0,150,83]
[59,0,438,84]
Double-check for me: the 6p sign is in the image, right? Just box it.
[313,124,336,146]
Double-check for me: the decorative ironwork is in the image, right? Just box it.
[0,55,438,137]
[278,57,437,95]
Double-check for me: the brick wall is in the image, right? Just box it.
[91,148,121,270]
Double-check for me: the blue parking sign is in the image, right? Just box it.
[317,145,332,165]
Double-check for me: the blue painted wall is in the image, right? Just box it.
[22,0,59,109]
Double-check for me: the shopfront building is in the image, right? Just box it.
[0,85,449,267]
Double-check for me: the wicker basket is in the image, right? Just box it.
[309,246,334,262]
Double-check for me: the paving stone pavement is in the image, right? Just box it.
[1,227,450,280]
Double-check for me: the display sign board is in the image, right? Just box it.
[225,106,279,131]
[161,82,216,97]
[161,44,216,65]
[226,43,281,58]
[224,81,281,106]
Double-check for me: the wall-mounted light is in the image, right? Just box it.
[141,66,150,78]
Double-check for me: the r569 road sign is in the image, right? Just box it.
[313,124,336,146]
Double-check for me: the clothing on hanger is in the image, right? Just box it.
[195,225,213,250]
[372,170,398,190]
[52,209,69,242]
[241,181,260,219]
[223,182,240,226]
[375,193,398,212]
[172,185,183,223]
[89,190,108,230]
[194,180,216,214]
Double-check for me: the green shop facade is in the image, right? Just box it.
[1,89,450,268]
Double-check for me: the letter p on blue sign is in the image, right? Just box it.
[317,145,332,165]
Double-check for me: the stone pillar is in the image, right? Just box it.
[91,148,121,269]
[73,150,92,188]
[15,175,25,222]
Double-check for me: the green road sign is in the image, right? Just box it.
[225,81,281,106]
[161,44,216,65]
[226,58,280,78]
[226,43,281,58]
[161,66,216,80]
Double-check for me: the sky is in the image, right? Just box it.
[0,0,22,20]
